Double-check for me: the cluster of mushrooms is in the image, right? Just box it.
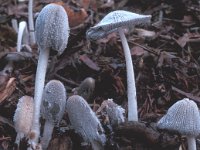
[12,2,200,150]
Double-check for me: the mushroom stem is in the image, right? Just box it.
[118,27,138,121]
[187,136,196,150]
[17,21,28,52]
[41,121,54,150]
[91,141,104,150]
[31,47,50,144]
[28,0,36,44]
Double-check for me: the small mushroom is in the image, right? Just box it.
[30,3,69,146]
[13,96,34,146]
[157,98,200,150]
[87,10,151,121]
[66,95,106,150]
[72,77,95,101]
[17,21,28,52]
[41,80,66,150]
[97,98,125,126]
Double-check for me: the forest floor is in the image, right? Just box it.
[1,0,200,149]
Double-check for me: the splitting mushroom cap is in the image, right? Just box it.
[74,77,95,101]
[66,95,106,144]
[41,80,66,124]
[35,3,69,55]
[100,99,125,125]
[87,10,151,40]
[157,98,200,137]
[14,96,34,136]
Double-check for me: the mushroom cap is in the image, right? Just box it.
[75,77,95,101]
[35,3,69,55]
[13,96,34,136]
[100,99,125,125]
[41,80,66,124]
[87,10,151,40]
[66,95,106,144]
[157,98,200,137]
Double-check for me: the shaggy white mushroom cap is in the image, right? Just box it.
[87,10,151,40]
[157,98,200,137]
[35,3,69,55]
[41,80,66,124]
[66,95,106,144]
[14,96,34,136]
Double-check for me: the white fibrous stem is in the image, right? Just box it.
[30,48,50,146]
[118,27,138,121]
[17,21,28,52]
[187,136,196,150]
[15,132,24,146]
[28,0,36,44]
[41,121,54,150]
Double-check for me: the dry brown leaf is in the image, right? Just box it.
[131,46,145,56]
[54,2,88,27]
[79,54,100,71]
[0,77,16,104]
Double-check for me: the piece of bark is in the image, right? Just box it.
[114,121,180,149]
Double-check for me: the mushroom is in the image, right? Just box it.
[72,77,95,101]
[17,21,28,52]
[13,96,34,146]
[97,98,125,126]
[157,98,200,150]
[66,95,106,150]
[87,10,151,121]
[40,80,66,150]
[28,0,36,44]
[30,3,69,146]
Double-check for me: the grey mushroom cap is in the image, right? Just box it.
[74,77,95,101]
[100,99,125,125]
[157,98,200,137]
[35,3,69,55]
[66,95,106,144]
[87,10,151,40]
[41,80,66,124]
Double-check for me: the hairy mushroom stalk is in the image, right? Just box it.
[157,98,200,150]
[87,10,151,121]
[30,3,69,147]
[13,96,34,146]
[40,80,66,150]
[66,95,106,150]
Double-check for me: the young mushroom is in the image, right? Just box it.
[40,80,66,150]
[97,98,125,126]
[13,96,34,146]
[157,98,200,150]
[72,77,95,101]
[87,10,151,121]
[17,21,28,52]
[30,3,69,147]
[66,95,106,150]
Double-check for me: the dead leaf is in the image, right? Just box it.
[79,54,100,71]
[55,2,88,27]
[0,77,16,104]
[131,46,145,56]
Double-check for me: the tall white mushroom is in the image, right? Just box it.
[157,98,200,150]
[30,3,69,147]
[28,0,36,44]
[87,10,151,121]
[66,95,106,150]
[13,96,34,146]
[41,80,66,150]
